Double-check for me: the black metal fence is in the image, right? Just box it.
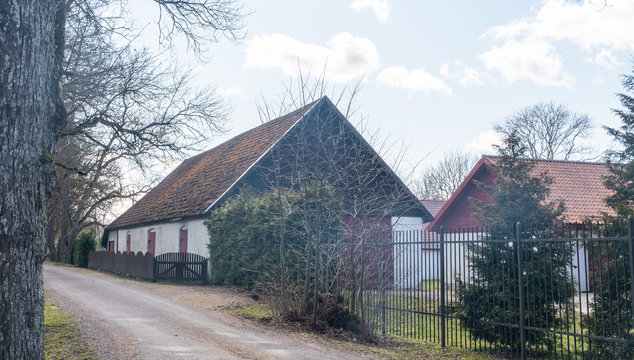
[346,219,634,359]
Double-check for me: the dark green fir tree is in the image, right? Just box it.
[455,132,572,353]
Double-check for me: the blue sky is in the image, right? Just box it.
[131,0,633,178]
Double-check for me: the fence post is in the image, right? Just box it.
[152,256,157,282]
[516,221,526,360]
[381,231,386,337]
[627,215,634,333]
[439,226,446,348]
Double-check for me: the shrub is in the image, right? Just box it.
[206,185,346,325]
[72,229,96,268]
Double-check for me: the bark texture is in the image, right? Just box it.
[0,1,62,358]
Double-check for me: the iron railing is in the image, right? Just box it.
[342,219,634,359]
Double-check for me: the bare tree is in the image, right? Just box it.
[495,102,594,160]
[50,0,238,263]
[247,71,424,331]
[1,0,244,356]
[412,150,478,201]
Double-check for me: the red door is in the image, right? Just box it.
[179,228,188,254]
[126,234,131,254]
[147,231,156,256]
[108,241,115,252]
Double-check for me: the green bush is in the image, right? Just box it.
[72,229,96,268]
[585,223,633,359]
[206,186,342,288]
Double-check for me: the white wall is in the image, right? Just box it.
[114,218,209,257]
[392,216,426,289]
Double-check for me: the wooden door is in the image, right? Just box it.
[179,228,188,254]
[147,231,156,256]
[126,233,131,254]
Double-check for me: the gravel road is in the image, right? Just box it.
[44,264,372,360]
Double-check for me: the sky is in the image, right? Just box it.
[129,0,634,179]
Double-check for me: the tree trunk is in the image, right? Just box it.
[59,173,73,263]
[0,1,63,358]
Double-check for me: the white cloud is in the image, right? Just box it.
[378,66,452,95]
[480,0,634,86]
[439,63,450,77]
[592,49,622,69]
[464,131,503,155]
[440,62,485,87]
[459,68,485,87]
[244,33,381,83]
[479,38,574,88]
[350,0,391,23]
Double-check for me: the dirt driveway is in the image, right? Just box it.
[44,264,373,360]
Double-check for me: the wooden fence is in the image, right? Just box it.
[155,252,209,284]
[88,251,154,280]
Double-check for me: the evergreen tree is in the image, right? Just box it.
[455,132,572,353]
[72,229,96,268]
[586,66,634,359]
[604,67,634,216]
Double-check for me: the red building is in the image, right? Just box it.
[427,155,615,230]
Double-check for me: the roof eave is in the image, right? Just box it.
[426,155,494,230]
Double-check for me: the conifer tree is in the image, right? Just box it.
[455,132,572,353]
[604,67,634,216]
[586,66,634,359]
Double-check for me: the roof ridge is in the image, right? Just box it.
[106,99,321,230]
[484,154,606,166]
[194,99,321,159]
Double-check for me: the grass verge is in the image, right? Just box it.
[45,293,100,360]
[229,302,273,320]
[228,302,499,359]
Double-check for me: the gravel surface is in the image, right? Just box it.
[44,263,374,360]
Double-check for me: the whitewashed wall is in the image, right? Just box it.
[392,217,428,289]
[113,218,209,257]
[443,231,590,293]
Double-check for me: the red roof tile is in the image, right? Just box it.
[486,156,615,222]
[428,156,616,229]
[420,200,446,218]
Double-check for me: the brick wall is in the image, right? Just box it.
[439,166,497,230]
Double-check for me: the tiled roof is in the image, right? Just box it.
[107,99,319,230]
[420,200,445,249]
[420,200,446,218]
[485,156,615,222]
[428,156,616,229]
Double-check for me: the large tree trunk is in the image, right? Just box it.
[0,1,63,358]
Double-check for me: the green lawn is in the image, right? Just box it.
[44,293,100,360]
